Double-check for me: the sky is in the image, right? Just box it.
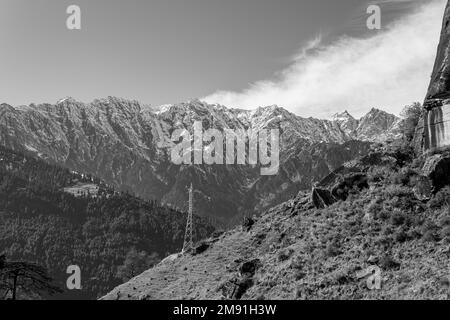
[0,0,446,118]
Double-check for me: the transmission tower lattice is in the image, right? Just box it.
[182,184,194,253]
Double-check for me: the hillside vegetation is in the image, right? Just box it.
[103,141,450,300]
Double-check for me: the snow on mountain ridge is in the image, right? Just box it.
[1,98,402,149]
[0,98,401,223]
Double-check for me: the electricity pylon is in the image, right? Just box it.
[182,184,194,253]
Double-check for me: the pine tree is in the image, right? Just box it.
[0,257,61,300]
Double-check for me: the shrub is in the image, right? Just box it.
[428,187,450,209]
[334,272,352,285]
[378,210,390,221]
[368,166,393,184]
[382,226,394,236]
[389,144,415,166]
[324,241,341,257]
[439,216,450,227]
[295,270,306,281]
[422,230,438,242]
[411,157,426,170]
[390,210,406,226]
[383,185,412,199]
[399,102,423,142]
[390,167,416,186]
[242,216,255,231]
[375,235,393,250]
[440,226,450,239]
[211,230,225,238]
[407,227,422,240]
[290,256,307,280]
[421,220,438,234]
[366,197,383,218]
[379,255,400,270]
[394,229,408,243]
[278,248,294,262]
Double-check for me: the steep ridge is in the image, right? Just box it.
[0,98,400,225]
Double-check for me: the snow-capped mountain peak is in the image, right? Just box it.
[0,97,401,223]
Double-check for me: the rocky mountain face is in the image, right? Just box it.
[332,108,401,142]
[0,97,401,225]
[414,0,450,153]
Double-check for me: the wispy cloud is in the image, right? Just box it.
[202,0,446,118]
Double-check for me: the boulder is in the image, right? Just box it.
[311,188,337,209]
[239,259,260,277]
[220,259,260,300]
[422,154,450,192]
[220,277,254,300]
[193,241,210,255]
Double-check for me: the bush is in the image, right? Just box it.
[390,167,416,186]
[439,216,450,227]
[428,187,450,209]
[368,166,393,184]
[378,210,390,221]
[422,230,438,242]
[211,230,225,238]
[390,210,406,226]
[394,229,408,243]
[383,185,413,199]
[366,197,383,218]
[242,216,255,231]
[375,235,393,250]
[278,248,294,262]
[324,241,341,257]
[407,227,422,240]
[439,226,450,239]
[380,255,400,270]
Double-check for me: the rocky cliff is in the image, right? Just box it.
[415,0,450,153]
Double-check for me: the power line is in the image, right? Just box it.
[182,183,194,253]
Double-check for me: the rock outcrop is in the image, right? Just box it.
[422,153,450,192]
[415,0,450,153]
[311,188,336,209]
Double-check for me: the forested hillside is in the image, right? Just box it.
[0,146,214,299]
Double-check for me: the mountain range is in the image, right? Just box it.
[0,97,402,225]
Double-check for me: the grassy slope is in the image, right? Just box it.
[103,146,450,300]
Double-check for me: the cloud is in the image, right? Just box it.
[202,0,446,119]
